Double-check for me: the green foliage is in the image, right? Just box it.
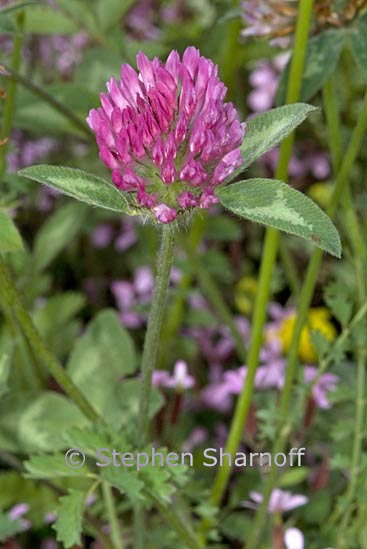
[24,5,79,34]
[19,166,133,214]
[33,202,88,272]
[276,30,345,102]
[67,309,140,421]
[324,280,353,327]
[25,453,90,479]
[0,210,23,252]
[53,489,86,548]
[0,512,24,543]
[0,391,87,452]
[350,12,367,77]
[0,354,10,397]
[216,179,341,257]
[236,103,318,172]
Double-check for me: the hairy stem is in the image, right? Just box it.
[135,224,176,549]
[102,483,124,549]
[0,13,24,178]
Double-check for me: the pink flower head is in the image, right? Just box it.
[152,360,196,391]
[87,47,245,223]
[249,489,308,513]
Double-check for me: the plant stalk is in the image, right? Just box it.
[0,256,100,422]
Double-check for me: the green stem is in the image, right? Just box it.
[145,488,203,549]
[279,239,301,298]
[0,65,94,141]
[246,81,367,549]
[137,223,177,443]
[0,13,24,178]
[102,483,124,549]
[135,224,176,549]
[0,256,100,422]
[158,212,206,369]
[200,1,315,536]
[184,245,247,365]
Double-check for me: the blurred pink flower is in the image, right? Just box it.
[304,366,339,409]
[248,489,308,513]
[152,360,195,391]
[87,47,245,223]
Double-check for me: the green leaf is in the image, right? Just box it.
[0,2,40,15]
[217,179,341,257]
[0,391,87,453]
[324,281,353,327]
[232,104,317,176]
[101,468,144,504]
[0,210,23,252]
[14,84,97,137]
[276,30,344,103]
[96,0,135,30]
[350,12,367,77]
[25,453,89,479]
[19,165,133,214]
[0,15,16,33]
[0,512,24,542]
[53,490,86,548]
[33,202,87,272]
[67,310,138,423]
[24,6,79,33]
[279,467,310,487]
[0,354,10,398]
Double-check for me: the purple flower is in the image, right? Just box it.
[152,360,195,391]
[304,366,339,409]
[87,47,245,223]
[8,503,31,531]
[248,489,308,513]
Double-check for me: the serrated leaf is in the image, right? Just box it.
[24,453,88,479]
[101,468,144,504]
[0,15,16,33]
[217,179,341,257]
[19,165,133,214]
[0,355,10,398]
[0,512,24,542]
[324,281,353,327]
[350,12,367,77]
[53,490,85,548]
[237,104,318,172]
[276,30,344,103]
[33,202,87,272]
[0,210,23,252]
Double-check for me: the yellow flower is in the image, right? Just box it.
[235,276,258,315]
[278,307,337,363]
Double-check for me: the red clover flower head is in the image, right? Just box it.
[87,47,246,224]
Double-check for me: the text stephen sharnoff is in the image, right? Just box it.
[94,447,306,471]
